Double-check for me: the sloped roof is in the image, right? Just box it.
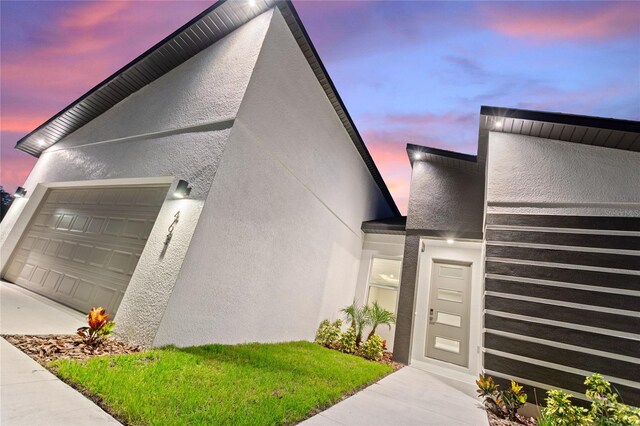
[15,0,400,216]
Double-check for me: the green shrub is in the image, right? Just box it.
[338,327,357,354]
[314,319,342,349]
[584,373,640,426]
[542,389,590,425]
[360,333,383,361]
[475,374,526,421]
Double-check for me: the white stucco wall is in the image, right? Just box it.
[0,10,273,346]
[487,132,640,216]
[153,8,395,347]
[354,233,405,350]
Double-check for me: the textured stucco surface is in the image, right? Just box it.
[53,11,274,150]
[487,132,640,215]
[393,235,421,364]
[354,233,405,350]
[1,11,273,347]
[153,8,393,347]
[406,161,485,238]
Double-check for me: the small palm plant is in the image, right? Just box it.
[341,300,368,347]
[365,301,396,341]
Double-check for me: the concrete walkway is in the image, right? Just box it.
[1,281,120,425]
[301,366,489,426]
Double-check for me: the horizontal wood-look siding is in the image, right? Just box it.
[485,261,640,291]
[486,245,640,270]
[484,213,640,406]
[485,278,640,311]
[486,214,640,231]
[485,353,640,406]
[484,314,639,358]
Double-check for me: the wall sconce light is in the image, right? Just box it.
[446,238,454,244]
[174,180,192,198]
[14,187,27,198]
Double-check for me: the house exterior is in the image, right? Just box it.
[2,0,639,408]
[358,108,640,405]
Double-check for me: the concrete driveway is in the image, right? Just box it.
[1,280,120,425]
[301,366,489,425]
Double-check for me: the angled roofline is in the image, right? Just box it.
[481,106,640,134]
[14,0,400,216]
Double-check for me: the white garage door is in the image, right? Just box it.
[3,185,169,314]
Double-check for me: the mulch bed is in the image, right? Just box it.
[487,412,538,426]
[2,334,142,365]
[381,350,404,371]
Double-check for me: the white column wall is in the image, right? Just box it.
[0,11,273,347]
[153,8,395,347]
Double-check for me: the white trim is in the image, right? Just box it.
[487,240,640,256]
[45,119,235,153]
[484,329,640,365]
[484,348,640,390]
[485,273,640,297]
[484,310,640,340]
[486,224,640,237]
[487,202,640,209]
[485,257,640,276]
[485,291,640,318]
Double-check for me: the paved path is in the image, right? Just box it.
[1,281,120,425]
[301,366,489,426]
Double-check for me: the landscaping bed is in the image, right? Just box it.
[2,334,141,364]
[41,341,392,425]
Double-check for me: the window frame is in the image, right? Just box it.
[365,255,403,314]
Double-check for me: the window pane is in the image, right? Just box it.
[367,286,398,314]
[369,257,401,287]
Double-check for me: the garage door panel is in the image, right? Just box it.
[3,185,168,314]
[43,270,63,291]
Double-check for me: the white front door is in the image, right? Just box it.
[425,260,471,367]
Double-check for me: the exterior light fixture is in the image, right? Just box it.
[249,0,256,7]
[174,180,192,198]
[413,152,423,160]
[495,121,503,129]
[37,139,46,147]
[446,238,454,244]
[14,187,27,198]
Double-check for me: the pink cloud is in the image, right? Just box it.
[483,2,640,41]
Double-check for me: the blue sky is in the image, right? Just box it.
[2,1,639,212]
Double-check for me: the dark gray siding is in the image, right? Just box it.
[484,213,640,406]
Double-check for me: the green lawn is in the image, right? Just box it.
[51,341,392,425]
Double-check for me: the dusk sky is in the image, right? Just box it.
[1,1,639,213]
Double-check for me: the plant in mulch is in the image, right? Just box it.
[365,302,396,341]
[338,327,357,354]
[539,374,640,426]
[77,306,115,346]
[341,300,369,347]
[359,333,384,361]
[477,374,528,423]
[314,319,342,349]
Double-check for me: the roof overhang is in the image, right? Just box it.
[407,106,640,169]
[15,0,400,216]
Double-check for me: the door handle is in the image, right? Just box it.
[429,308,434,324]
